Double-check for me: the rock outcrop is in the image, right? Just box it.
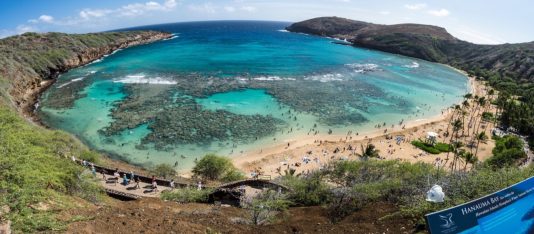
[0,31,172,116]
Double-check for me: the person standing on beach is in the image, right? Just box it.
[152,180,158,192]
[170,179,175,190]
[134,176,140,189]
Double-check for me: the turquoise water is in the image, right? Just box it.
[38,21,470,170]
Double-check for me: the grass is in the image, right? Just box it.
[411,140,452,154]
[0,104,103,232]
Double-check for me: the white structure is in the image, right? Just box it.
[426,132,438,145]
[426,185,445,203]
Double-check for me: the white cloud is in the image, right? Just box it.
[449,27,505,44]
[224,6,236,12]
[428,9,450,17]
[188,3,217,14]
[240,6,256,12]
[16,24,37,34]
[164,0,177,8]
[79,9,112,20]
[380,11,391,15]
[404,3,427,10]
[38,15,54,23]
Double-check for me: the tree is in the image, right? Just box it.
[241,190,292,225]
[192,154,244,181]
[485,135,527,168]
[474,132,488,157]
[356,143,380,160]
[461,151,478,171]
[446,119,463,164]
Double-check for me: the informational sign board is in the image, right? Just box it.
[425,176,534,234]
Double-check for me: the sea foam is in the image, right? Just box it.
[404,61,420,68]
[57,77,85,89]
[163,33,180,41]
[113,74,177,85]
[345,63,380,73]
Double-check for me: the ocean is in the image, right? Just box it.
[37,21,470,170]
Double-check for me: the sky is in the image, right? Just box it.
[0,0,532,44]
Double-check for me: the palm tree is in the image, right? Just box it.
[357,143,380,160]
[462,151,478,171]
[474,131,488,158]
[450,141,464,171]
[445,119,463,164]
[473,97,487,135]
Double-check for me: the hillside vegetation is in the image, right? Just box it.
[0,31,170,114]
[0,31,170,232]
[287,17,534,82]
[0,104,103,232]
[288,17,534,146]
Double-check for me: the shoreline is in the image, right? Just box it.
[230,75,489,177]
[18,32,173,125]
[18,32,484,177]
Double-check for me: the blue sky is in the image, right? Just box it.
[1,0,532,44]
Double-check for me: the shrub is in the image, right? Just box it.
[321,160,534,227]
[192,154,244,182]
[151,163,176,179]
[486,135,526,168]
[241,190,292,225]
[78,150,100,164]
[282,172,331,206]
[481,112,494,121]
[411,140,451,154]
[222,168,246,182]
[160,188,212,203]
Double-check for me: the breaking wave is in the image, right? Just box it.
[304,73,344,82]
[163,33,180,41]
[404,61,420,68]
[113,74,177,85]
[57,77,85,89]
[345,63,380,73]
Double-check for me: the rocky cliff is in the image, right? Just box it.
[287,17,534,82]
[0,31,171,116]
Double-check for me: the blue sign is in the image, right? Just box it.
[426,176,534,233]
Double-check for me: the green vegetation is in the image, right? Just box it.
[289,17,534,153]
[281,173,331,206]
[0,105,103,232]
[355,143,380,159]
[160,188,212,203]
[241,190,292,225]
[481,112,494,121]
[485,135,527,168]
[150,163,176,179]
[411,140,452,154]
[192,154,245,182]
[0,31,168,108]
[279,160,534,226]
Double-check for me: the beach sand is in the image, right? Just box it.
[231,77,497,177]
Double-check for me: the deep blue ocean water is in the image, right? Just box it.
[37,21,470,169]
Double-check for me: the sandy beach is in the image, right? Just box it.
[232,76,497,177]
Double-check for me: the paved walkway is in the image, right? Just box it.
[98,173,174,198]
